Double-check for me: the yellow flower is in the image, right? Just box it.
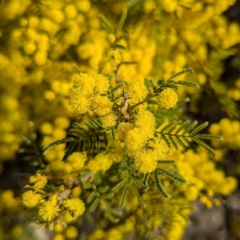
[116,122,135,141]
[65,226,78,239]
[22,190,42,208]
[73,73,95,95]
[39,195,60,222]
[67,152,87,171]
[87,153,113,173]
[124,128,148,152]
[134,150,158,173]
[157,88,178,109]
[128,82,148,105]
[93,74,109,94]
[149,138,169,159]
[108,34,116,43]
[29,173,47,189]
[99,112,117,128]
[69,89,90,115]
[135,109,155,138]
[91,95,113,116]
[64,198,85,218]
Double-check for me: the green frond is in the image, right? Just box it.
[98,185,110,194]
[132,177,145,188]
[110,128,115,140]
[21,135,32,145]
[115,44,127,50]
[103,132,108,146]
[120,185,129,208]
[41,137,74,155]
[147,99,158,105]
[19,148,36,154]
[110,81,126,92]
[157,160,176,166]
[153,171,171,198]
[115,10,127,34]
[168,135,178,150]
[175,136,188,151]
[160,133,171,148]
[167,68,194,81]
[173,80,199,89]
[105,212,120,223]
[29,121,37,141]
[175,121,189,134]
[83,183,93,190]
[157,168,187,184]
[112,178,128,193]
[115,34,130,43]
[89,197,101,212]
[192,137,216,157]
[144,78,155,92]
[130,186,146,208]
[120,61,137,65]
[98,14,113,33]
[194,134,223,141]
[87,191,98,204]
[107,208,122,217]
[182,121,198,134]
[160,83,178,90]
[102,192,115,200]
[72,66,80,75]
[79,138,85,151]
[62,141,76,161]
[143,173,150,186]
[168,121,178,133]
[189,121,208,135]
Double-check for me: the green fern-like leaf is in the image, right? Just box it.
[89,197,101,212]
[115,10,127,34]
[167,68,194,81]
[157,168,187,184]
[119,185,129,208]
[153,171,171,198]
[130,186,146,208]
[98,14,113,33]
[173,80,199,89]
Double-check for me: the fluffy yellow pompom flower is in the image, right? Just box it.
[91,95,113,116]
[134,150,158,173]
[157,88,178,109]
[150,139,169,159]
[29,173,47,189]
[39,195,60,222]
[65,226,78,239]
[87,153,113,173]
[108,34,116,43]
[128,82,148,105]
[99,112,117,128]
[135,109,155,138]
[69,89,90,114]
[124,128,148,153]
[22,190,42,208]
[73,73,95,95]
[116,122,134,141]
[64,198,85,218]
[94,74,109,94]
[67,152,87,171]
[159,0,178,12]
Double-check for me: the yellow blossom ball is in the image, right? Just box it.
[128,81,148,105]
[40,122,53,135]
[87,154,113,173]
[39,195,60,222]
[69,90,90,115]
[76,0,91,12]
[22,190,42,208]
[99,112,117,128]
[135,109,155,138]
[64,5,78,19]
[108,34,116,43]
[91,95,113,116]
[157,88,178,109]
[159,0,178,13]
[64,198,85,218]
[53,234,64,240]
[93,74,109,94]
[116,122,134,141]
[73,73,95,95]
[67,152,87,171]
[65,226,78,239]
[71,187,82,198]
[29,173,47,189]
[124,128,148,153]
[134,150,158,173]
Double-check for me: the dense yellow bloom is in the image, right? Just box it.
[87,153,113,173]
[157,88,178,109]
[29,173,47,189]
[91,95,113,116]
[22,190,42,208]
[73,73,95,95]
[127,82,148,105]
[116,122,134,141]
[124,128,148,152]
[39,195,60,222]
[135,109,155,138]
[69,89,90,114]
[93,74,109,94]
[65,226,78,239]
[67,152,87,171]
[99,112,117,128]
[159,0,178,13]
[64,198,85,218]
[108,34,116,43]
[150,138,169,159]
[134,150,158,173]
